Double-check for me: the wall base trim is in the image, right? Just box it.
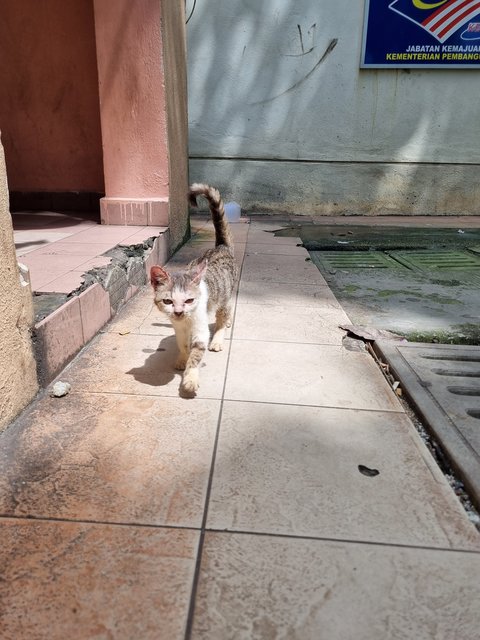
[100,197,169,226]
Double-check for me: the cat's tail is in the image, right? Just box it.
[188,183,233,249]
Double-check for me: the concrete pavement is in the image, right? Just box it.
[1,216,479,639]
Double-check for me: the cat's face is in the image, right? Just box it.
[154,282,200,319]
[150,264,206,320]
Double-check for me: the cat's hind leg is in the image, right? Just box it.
[209,305,232,352]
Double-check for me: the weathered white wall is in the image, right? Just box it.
[187,0,480,215]
[0,136,38,431]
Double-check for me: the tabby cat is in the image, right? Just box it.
[150,183,238,394]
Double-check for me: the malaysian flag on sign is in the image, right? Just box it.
[389,0,480,43]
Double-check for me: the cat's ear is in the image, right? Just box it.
[190,259,208,284]
[150,265,170,287]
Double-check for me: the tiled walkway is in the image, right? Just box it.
[13,210,166,293]
[1,217,480,639]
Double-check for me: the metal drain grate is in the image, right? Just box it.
[310,251,399,271]
[375,341,480,507]
[389,250,480,271]
[311,249,480,277]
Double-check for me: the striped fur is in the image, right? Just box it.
[150,184,238,395]
[189,182,233,248]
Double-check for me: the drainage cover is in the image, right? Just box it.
[310,251,399,271]
[375,341,480,507]
[389,250,480,271]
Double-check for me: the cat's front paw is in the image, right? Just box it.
[175,357,187,371]
[182,369,199,394]
[209,341,223,352]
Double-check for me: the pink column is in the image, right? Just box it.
[93,0,178,226]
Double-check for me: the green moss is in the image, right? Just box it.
[364,289,460,305]
[401,324,480,345]
[376,289,421,298]
[341,284,360,294]
[424,293,461,305]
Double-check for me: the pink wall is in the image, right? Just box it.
[0,0,104,192]
[93,0,169,199]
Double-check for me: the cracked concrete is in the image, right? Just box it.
[31,233,168,385]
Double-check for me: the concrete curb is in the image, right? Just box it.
[32,230,170,386]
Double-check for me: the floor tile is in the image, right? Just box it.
[224,341,402,411]
[35,271,87,294]
[245,229,301,245]
[241,253,327,284]
[76,256,113,270]
[191,532,480,640]
[61,331,228,399]
[12,211,98,229]
[189,215,210,231]
[249,219,297,229]
[118,227,168,245]
[232,243,248,267]
[167,241,245,271]
[233,303,349,345]
[25,251,92,268]
[32,261,113,291]
[60,226,147,244]
[15,246,43,257]
[207,402,480,548]
[228,221,250,243]
[104,289,169,335]
[249,220,297,230]
[0,519,198,640]
[31,241,116,256]
[191,220,249,244]
[25,269,68,290]
[168,242,215,267]
[14,229,74,248]
[237,280,344,308]
[29,221,97,233]
[0,394,219,527]
[190,227,215,243]
[245,242,308,256]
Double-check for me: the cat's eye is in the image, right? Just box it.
[185,298,194,304]
[162,299,173,305]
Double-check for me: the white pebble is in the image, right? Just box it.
[51,381,72,397]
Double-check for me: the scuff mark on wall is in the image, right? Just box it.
[284,47,315,57]
[250,38,338,105]
[285,22,316,57]
[297,24,305,53]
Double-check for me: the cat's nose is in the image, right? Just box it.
[174,311,184,317]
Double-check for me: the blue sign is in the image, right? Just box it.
[361,0,480,67]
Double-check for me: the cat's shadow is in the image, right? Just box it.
[126,334,208,398]
[126,335,178,389]
[126,319,222,397]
